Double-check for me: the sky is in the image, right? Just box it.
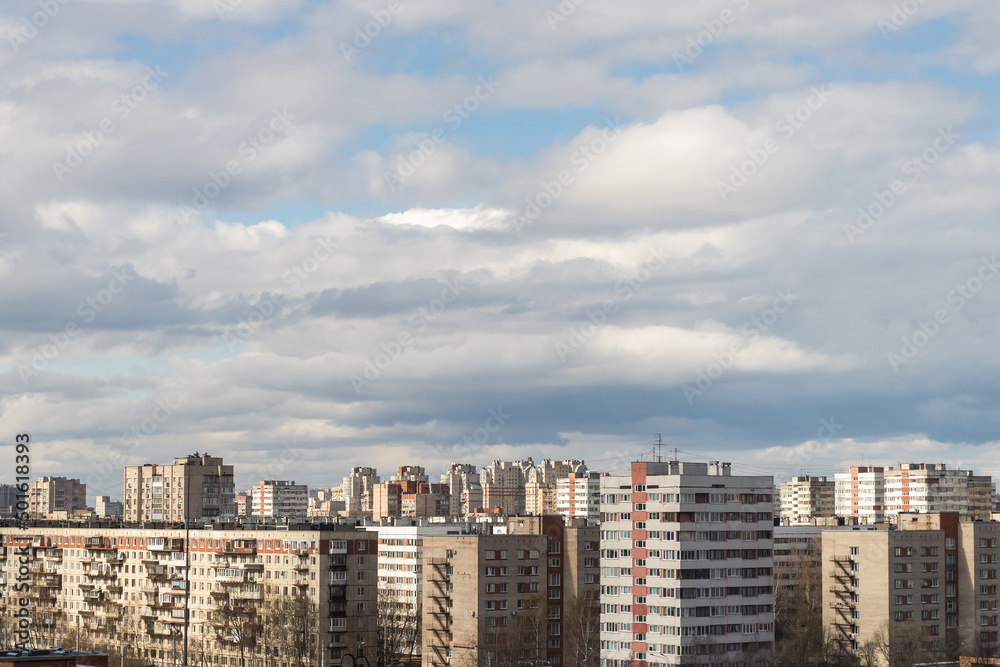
[2,0,1000,503]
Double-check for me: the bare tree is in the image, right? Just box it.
[563,593,600,667]
[377,588,420,666]
[210,591,261,666]
[775,534,825,667]
[260,583,318,667]
[872,620,934,667]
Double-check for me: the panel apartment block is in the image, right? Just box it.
[599,461,776,667]
[0,525,377,666]
[421,516,599,667]
[124,453,235,522]
[823,513,1000,659]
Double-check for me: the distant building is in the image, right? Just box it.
[342,467,380,517]
[27,477,88,519]
[439,463,482,516]
[0,484,21,517]
[555,465,601,523]
[249,480,308,518]
[835,463,994,524]
[372,470,450,520]
[94,495,123,518]
[780,475,835,524]
[481,459,586,515]
[124,452,235,522]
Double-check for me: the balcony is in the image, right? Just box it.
[215,569,246,584]
[147,538,185,552]
[216,540,256,556]
[147,566,170,581]
[85,537,113,550]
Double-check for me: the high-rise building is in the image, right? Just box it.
[27,477,88,518]
[481,459,587,516]
[834,466,886,524]
[124,452,235,522]
[439,463,482,516]
[249,480,308,518]
[822,512,1000,658]
[342,467,380,517]
[371,478,450,520]
[599,461,776,666]
[0,524,378,665]
[421,515,599,667]
[779,476,835,524]
[556,466,601,523]
[835,464,994,524]
[94,495,124,518]
[481,460,534,515]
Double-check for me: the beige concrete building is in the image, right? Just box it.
[0,523,378,666]
[822,512,1000,660]
[421,515,599,667]
[439,464,482,517]
[124,453,235,522]
[28,477,88,519]
[779,476,835,524]
[481,459,586,516]
[341,467,380,517]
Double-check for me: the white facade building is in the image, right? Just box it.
[556,466,601,523]
[249,480,308,518]
[599,461,775,666]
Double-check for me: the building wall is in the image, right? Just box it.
[124,454,235,522]
[599,461,776,667]
[0,525,377,666]
[28,477,87,518]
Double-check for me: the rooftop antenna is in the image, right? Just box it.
[654,434,663,462]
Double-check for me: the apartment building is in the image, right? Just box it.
[124,453,235,522]
[342,467,380,517]
[439,464,483,517]
[371,480,450,520]
[481,459,587,516]
[421,515,599,667]
[0,524,378,666]
[834,464,994,524]
[95,496,124,518]
[822,513,1000,660]
[28,477,88,519]
[835,466,886,525]
[599,461,776,667]
[556,467,601,523]
[779,476,835,524]
[249,480,308,518]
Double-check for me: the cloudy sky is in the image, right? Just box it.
[2,0,1000,501]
